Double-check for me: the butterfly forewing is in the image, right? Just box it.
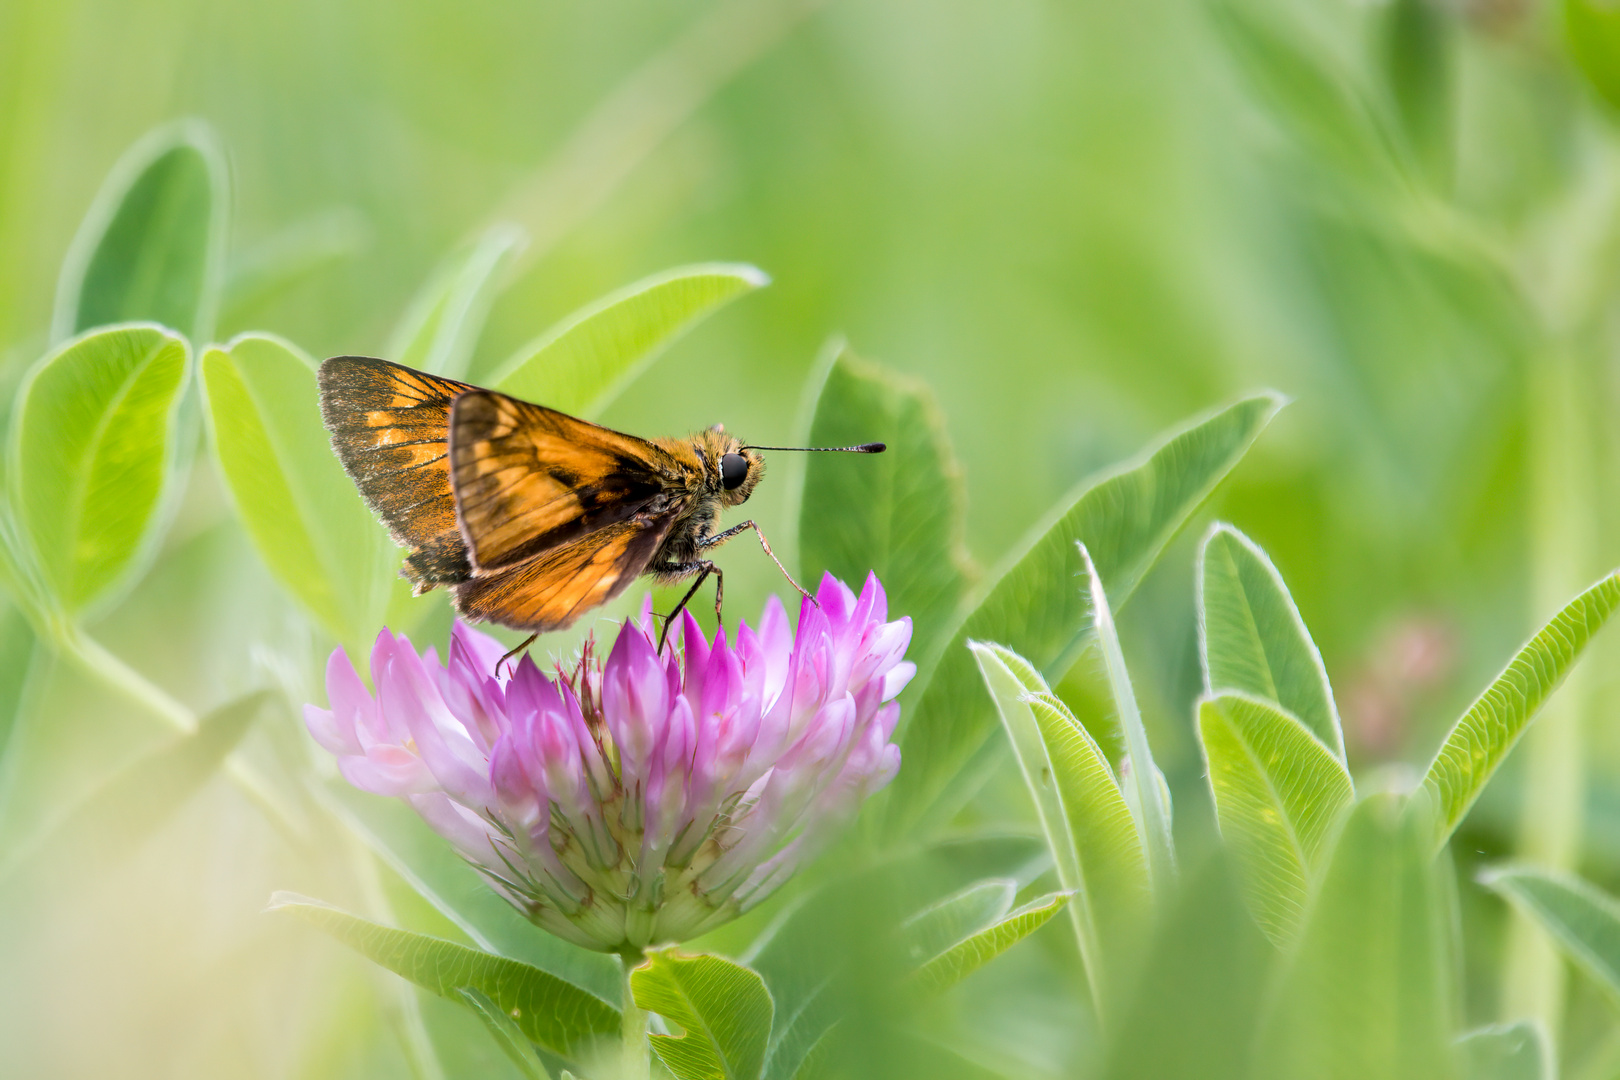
[453,517,674,631]
[448,389,680,572]
[317,356,473,586]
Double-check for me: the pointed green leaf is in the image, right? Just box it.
[1079,542,1176,891]
[901,879,1016,964]
[886,393,1284,836]
[910,891,1069,996]
[271,893,619,1058]
[1260,795,1456,1080]
[1456,1022,1547,1080]
[1198,523,1343,759]
[798,345,974,662]
[8,325,191,614]
[973,642,1149,1011]
[52,120,227,343]
[456,987,554,1080]
[490,263,768,416]
[1197,692,1354,946]
[1420,570,1620,849]
[632,949,773,1080]
[390,223,526,379]
[202,334,398,649]
[1482,866,1620,1006]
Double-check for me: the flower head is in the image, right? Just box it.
[305,573,912,952]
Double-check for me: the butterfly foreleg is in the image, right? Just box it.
[699,520,815,607]
[650,559,721,653]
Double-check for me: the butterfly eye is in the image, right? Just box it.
[720,453,749,490]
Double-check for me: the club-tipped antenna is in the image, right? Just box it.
[741,442,886,453]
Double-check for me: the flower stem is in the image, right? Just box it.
[621,951,649,1080]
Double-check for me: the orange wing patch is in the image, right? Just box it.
[448,389,682,572]
[452,517,673,632]
[318,356,474,587]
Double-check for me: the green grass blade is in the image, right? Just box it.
[1260,794,1457,1080]
[885,393,1284,837]
[1455,1022,1548,1080]
[271,893,619,1058]
[910,891,1069,996]
[973,642,1148,1014]
[490,263,768,416]
[202,333,401,651]
[797,344,974,662]
[1197,692,1354,946]
[1198,523,1343,759]
[632,949,774,1080]
[8,325,190,614]
[389,223,526,379]
[1080,543,1175,890]
[52,120,227,343]
[1419,570,1620,849]
[456,987,554,1080]
[1482,866,1620,1006]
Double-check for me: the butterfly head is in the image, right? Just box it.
[693,425,765,507]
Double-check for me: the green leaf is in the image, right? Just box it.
[972,642,1149,1010]
[901,879,1017,962]
[1198,523,1343,759]
[1260,794,1456,1080]
[1456,1022,1547,1080]
[0,689,267,880]
[490,263,768,416]
[1567,0,1620,112]
[389,223,526,379]
[1482,866,1620,1006]
[8,325,191,614]
[52,120,227,343]
[202,334,398,649]
[797,344,974,662]
[271,893,619,1058]
[884,393,1284,836]
[632,949,774,1080]
[456,987,554,1080]
[1419,570,1620,849]
[910,891,1069,996]
[1196,692,1354,946]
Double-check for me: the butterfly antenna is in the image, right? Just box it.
[740,442,886,453]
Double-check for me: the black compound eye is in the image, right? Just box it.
[720,452,749,490]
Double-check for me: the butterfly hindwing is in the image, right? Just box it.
[448,389,682,572]
[452,517,674,631]
[317,356,473,586]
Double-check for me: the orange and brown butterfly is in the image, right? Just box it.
[316,356,883,654]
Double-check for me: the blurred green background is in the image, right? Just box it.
[5,0,1620,1075]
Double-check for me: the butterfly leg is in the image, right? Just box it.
[496,633,539,679]
[699,520,816,607]
[651,559,720,653]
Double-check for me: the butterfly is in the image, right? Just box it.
[317,356,883,655]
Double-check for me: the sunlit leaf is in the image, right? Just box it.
[885,393,1283,836]
[389,223,526,379]
[632,949,773,1080]
[52,120,227,343]
[1456,1021,1547,1080]
[456,987,554,1080]
[202,333,397,649]
[910,890,1069,996]
[1197,692,1354,945]
[973,642,1148,1010]
[1198,523,1343,758]
[901,879,1016,963]
[1482,866,1620,1006]
[8,325,190,615]
[271,893,619,1058]
[1420,570,1620,849]
[490,263,768,416]
[798,344,974,662]
[1259,794,1456,1080]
